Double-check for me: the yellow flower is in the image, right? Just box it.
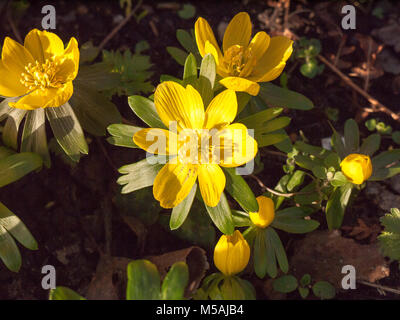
[214,230,250,276]
[195,12,293,96]
[0,29,79,110]
[133,81,258,208]
[249,196,275,228]
[340,153,372,185]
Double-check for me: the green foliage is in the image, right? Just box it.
[273,274,335,299]
[295,38,324,79]
[50,260,189,300]
[167,29,201,66]
[102,42,154,97]
[378,208,400,263]
[0,148,41,272]
[365,118,400,145]
[178,4,196,20]
[196,273,256,300]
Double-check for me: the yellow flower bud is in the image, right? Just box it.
[340,153,372,185]
[213,230,250,276]
[249,196,275,228]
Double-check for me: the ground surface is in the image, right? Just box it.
[0,0,399,300]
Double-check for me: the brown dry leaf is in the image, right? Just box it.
[86,255,131,300]
[290,230,389,289]
[146,246,209,297]
[342,218,381,242]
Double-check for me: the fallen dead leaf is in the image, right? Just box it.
[290,230,389,289]
[342,218,381,243]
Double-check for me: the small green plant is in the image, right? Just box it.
[378,208,400,265]
[365,118,400,145]
[273,274,336,300]
[295,37,324,79]
[49,260,189,300]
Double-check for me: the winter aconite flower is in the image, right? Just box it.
[133,81,258,208]
[214,230,250,276]
[249,196,275,228]
[340,153,372,185]
[0,29,79,109]
[195,12,293,96]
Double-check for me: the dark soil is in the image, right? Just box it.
[0,0,399,300]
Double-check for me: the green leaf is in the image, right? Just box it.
[298,287,309,299]
[176,29,198,54]
[331,131,346,159]
[312,281,336,300]
[268,228,289,273]
[79,41,99,64]
[312,165,327,180]
[127,96,166,129]
[170,183,197,230]
[255,117,291,135]
[2,108,27,150]
[161,261,189,300]
[300,274,311,287]
[330,171,348,187]
[178,3,196,19]
[254,229,268,279]
[239,107,283,129]
[392,131,400,145]
[70,83,122,136]
[258,82,314,110]
[107,124,142,148]
[324,153,341,170]
[0,202,37,250]
[126,260,161,300]
[0,152,42,188]
[167,46,188,66]
[380,208,400,234]
[117,157,164,194]
[0,224,20,272]
[256,131,288,148]
[231,210,252,227]
[49,287,86,300]
[197,53,216,107]
[344,119,359,154]
[370,150,400,180]
[205,192,234,234]
[46,103,88,162]
[76,62,121,91]
[359,134,381,156]
[223,167,258,213]
[286,170,306,192]
[294,181,320,205]
[326,184,352,230]
[272,211,319,234]
[183,53,197,87]
[295,141,331,158]
[273,275,298,293]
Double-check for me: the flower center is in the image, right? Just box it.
[177,129,217,165]
[20,58,63,91]
[223,45,256,77]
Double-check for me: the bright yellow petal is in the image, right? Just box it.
[154,81,205,131]
[204,41,220,66]
[248,31,270,61]
[204,89,237,130]
[58,37,80,81]
[250,36,293,82]
[198,164,226,207]
[219,77,260,96]
[0,61,28,97]
[9,81,73,110]
[222,12,252,53]
[24,29,64,62]
[249,196,275,228]
[195,17,222,59]
[133,128,179,155]
[153,162,198,208]
[213,123,258,167]
[2,37,35,75]
[214,235,230,275]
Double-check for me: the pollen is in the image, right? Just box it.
[223,45,256,77]
[20,58,63,91]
